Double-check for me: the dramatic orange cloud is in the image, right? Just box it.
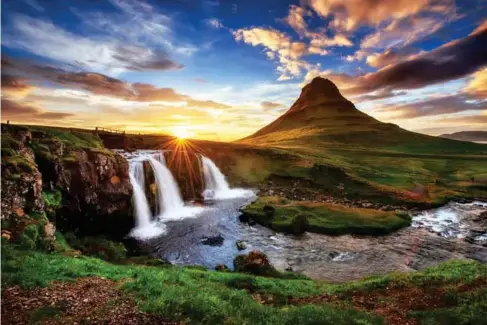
[308,0,451,31]
[464,67,487,98]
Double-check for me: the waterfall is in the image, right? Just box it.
[148,156,185,216]
[201,156,254,200]
[202,156,230,193]
[128,159,164,239]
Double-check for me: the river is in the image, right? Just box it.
[146,197,487,282]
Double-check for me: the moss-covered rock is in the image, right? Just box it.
[234,251,281,277]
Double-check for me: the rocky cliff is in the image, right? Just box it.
[1,125,133,241]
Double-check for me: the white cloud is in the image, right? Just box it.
[205,18,223,29]
[2,14,183,75]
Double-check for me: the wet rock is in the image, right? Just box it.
[215,264,230,272]
[201,235,224,246]
[236,240,247,251]
[234,251,279,277]
[328,251,339,259]
[473,211,487,222]
[239,212,251,223]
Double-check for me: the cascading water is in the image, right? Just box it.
[201,156,254,200]
[148,156,185,216]
[128,159,164,239]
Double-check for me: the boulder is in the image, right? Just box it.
[201,235,224,246]
[233,250,279,277]
[215,264,230,272]
[236,240,247,251]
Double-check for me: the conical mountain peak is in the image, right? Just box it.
[239,76,380,142]
[301,77,342,100]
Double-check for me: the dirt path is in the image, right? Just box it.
[1,277,179,325]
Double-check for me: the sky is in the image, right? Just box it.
[1,0,486,141]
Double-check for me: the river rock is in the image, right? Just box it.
[234,251,279,276]
[201,235,224,246]
[236,240,247,250]
[215,264,230,272]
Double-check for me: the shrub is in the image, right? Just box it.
[263,205,275,218]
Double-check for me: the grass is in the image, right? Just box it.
[2,245,487,325]
[242,196,411,235]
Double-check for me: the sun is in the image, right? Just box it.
[171,126,195,140]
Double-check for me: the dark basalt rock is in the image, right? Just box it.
[201,235,224,246]
[236,240,247,251]
[215,264,230,272]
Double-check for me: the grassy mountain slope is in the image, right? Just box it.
[228,78,487,206]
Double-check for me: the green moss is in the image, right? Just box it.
[23,224,40,243]
[1,133,23,150]
[43,190,62,211]
[2,155,37,173]
[53,232,72,253]
[64,233,127,262]
[242,197,410,236]
[19,234,37,250]
[1,148,16,157]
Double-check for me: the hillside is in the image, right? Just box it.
[440,131,487,143]
[239,77,486,155]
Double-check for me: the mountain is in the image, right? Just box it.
[440,131,487,143]
[238,77,486,154]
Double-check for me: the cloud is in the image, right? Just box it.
[24,0,44,11]
[261,101,284,110]
[308,0,453,31]
[1,98,74,120]
[365,47,421,68]
[2,56,232,111]
[205,18,223,28]
[2,14,183,75]
[233,27,334,80]
[1,74,32,96]
[360,15,449,49]
[284,5,311,36]
[309,34,353,47]
[376,94,486,119]
[463,67,487,98]
[348,26,487,94]
[233,27,311,79]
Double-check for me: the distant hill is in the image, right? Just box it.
[238,77,486,155]
[440,131,487,143]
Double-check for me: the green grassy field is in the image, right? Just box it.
[2,242,487,325]
[241,196,411,235]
